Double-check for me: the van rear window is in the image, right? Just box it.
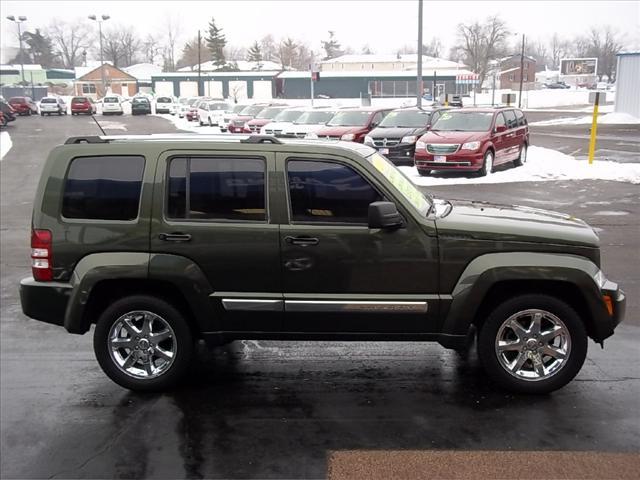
[62,156,145,221]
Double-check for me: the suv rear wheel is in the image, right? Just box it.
[93,295,194,391]
[478,294,587,394]
[514,143,528,166]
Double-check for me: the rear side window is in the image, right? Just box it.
[503,110,518,129]
[287,160,382,224]
[62,156,145,221]
[167,157,266,222]
[515,109,527,126]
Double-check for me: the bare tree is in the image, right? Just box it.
[48,19,92,68]
[549,33,571,69]
[142,34,161,64]
[423,37,443,58]
[119,26,141,67]
[177,35,206,70]
[579,26,623,81]
[101,28,125,67]
[161,17,181,71]
[224,44,246,62]
[529,39,549,69]
[454,15,509,89]
[260,34,277,61]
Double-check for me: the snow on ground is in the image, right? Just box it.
[531,112,640,126]
[154,113,223,133]
[0,131,12,160]
[399,146,640,186]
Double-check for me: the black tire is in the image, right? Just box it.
[514,143,528,167]
[40,112,45,116]
[93,295,195,392]
[478,150,494,177]
[477,294,587,394]
[418,169,431,176]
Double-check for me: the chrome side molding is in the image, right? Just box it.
[221,299,284,312]
[285,300,428,314]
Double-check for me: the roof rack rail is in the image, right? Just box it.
[64,136,108,144]
[240,135,282,144]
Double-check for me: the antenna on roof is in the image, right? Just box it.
[90,113,106,136]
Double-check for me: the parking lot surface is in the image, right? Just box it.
[1,114,639,478]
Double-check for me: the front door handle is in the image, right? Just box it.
[159,232,192,242]
[285,236,319,247]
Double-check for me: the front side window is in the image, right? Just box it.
[167,157,266,222]
[494,113,506,129]
[62,156,145,221]
[287,160,382,224]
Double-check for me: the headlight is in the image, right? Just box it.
[401,135,417,144]
[305,132,318,139]
[416,140,427,151]
[364,136,374,145]
[341,133,356,141]
[461,141,481,151]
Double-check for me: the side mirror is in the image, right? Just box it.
[368,201,403,230]
[495,124,507,133]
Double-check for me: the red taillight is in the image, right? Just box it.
[31,229,53,281]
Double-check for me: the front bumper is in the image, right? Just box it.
[595,280,626,341]
[19,277,72,328]
[415,151,484,171]
[371,143,417,164]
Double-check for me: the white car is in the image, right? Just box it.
[102,96,123,115]
[155,96,174,114]
[281,109,337,138]
[198,100,231,126]
[39,97,67,116]
[260,108,307,136]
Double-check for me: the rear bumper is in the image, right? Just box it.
[19,277,72,328]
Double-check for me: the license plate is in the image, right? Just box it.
[434,155,447,162]
[379,148,389,155]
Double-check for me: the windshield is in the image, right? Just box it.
[41,98,57,104]
[187,98,199,106]
[157,97,171,103]
[431,111,494,132]
[273,109,304,122]
[240,105,265,116]
[327,111,371,126]
[379,110,431,128]
[256,107,285,119]
[210,102,229,110]
[368,153,431,216]
[294,111,335,124]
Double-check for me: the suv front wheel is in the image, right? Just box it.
[478,294,587,394]
[93,295,194,391]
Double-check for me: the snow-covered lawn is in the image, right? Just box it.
[399,146,640,186]
[531,112,640,126]
[0,131,12,160]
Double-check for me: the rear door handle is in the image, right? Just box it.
[159,232,192,242]
[285,236,319,246]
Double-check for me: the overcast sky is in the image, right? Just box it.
[2,0,639,58]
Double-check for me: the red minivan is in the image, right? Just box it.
[414,108,529,176]
[70,96,97,115]
[311,107,392,142]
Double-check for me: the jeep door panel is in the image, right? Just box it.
[276,153,439,333]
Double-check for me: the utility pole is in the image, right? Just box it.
[416,0,423,107]
[518,33,525,108]
[88,14,110,98]
[6,16,27,94]
[197,29,202,96]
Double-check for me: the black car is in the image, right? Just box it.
[131,96,152,115]
[364,107,447,164]
[0,99,17,123]
[545,81,571,89]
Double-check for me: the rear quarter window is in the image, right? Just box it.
[62,156,145,221]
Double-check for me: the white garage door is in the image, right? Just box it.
[179,81,198,97]
[205,81,223,98]
[228,81,248,101]
[253,80,273,100]
[155,81,175,96]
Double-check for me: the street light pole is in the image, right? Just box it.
[88,14,110,97]
[6,15,27,94]
[518,33,525,108]
[416,0,423,108]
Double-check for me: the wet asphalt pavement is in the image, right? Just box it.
[1,112,639,479]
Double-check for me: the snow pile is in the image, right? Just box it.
[154,113,224,133]
[0,131,12,160]
[400,146,640,186]
[531,112,640,126]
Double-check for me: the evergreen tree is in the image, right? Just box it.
[247,41,262,62]
[205,17,226,68]
[321,31,343,60]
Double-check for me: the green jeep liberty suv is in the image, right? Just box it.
[20,134,625,393]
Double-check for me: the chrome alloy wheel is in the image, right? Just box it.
[108,311,176,379]
[495,309,571,381]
